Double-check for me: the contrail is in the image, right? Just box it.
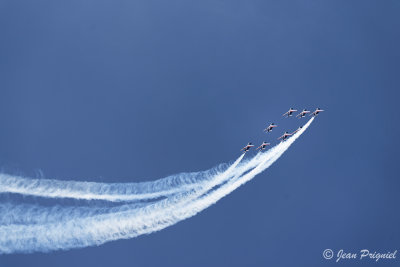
[0,154,246,226]
[0,118,313,254]
[0,158,240,202]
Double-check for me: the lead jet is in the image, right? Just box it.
[241,142,254,153]
[282,108,298,117]
[264,123,277,132]
[256,142,271,151]
[296,109,310,118]
[291,126,302,134]
[277,132,292,141]
[310,108,324,116]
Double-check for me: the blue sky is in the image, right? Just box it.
[0,0,399,266]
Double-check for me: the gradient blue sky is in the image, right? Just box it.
[1,1,399,266]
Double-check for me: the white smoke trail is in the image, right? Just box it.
[0,153,263,253]
[0,203,149,226]
[0,158,238,202]
[0,153,257,253]
[0,154,246,226]
[0,118,313,254]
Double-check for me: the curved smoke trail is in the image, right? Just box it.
[0,118,313,254]
[0,165,229,202]
[0,154,246,226]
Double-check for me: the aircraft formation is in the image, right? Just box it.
[241,108,324,153]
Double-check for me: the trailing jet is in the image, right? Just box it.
[256,142,270,151]
[282,108,297,117]
[264,123,277,132]
[241,143,254,152]
[291,126,302,134]
[310,108,324,116]
[277,132,292,141]
[296,109,310,118]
